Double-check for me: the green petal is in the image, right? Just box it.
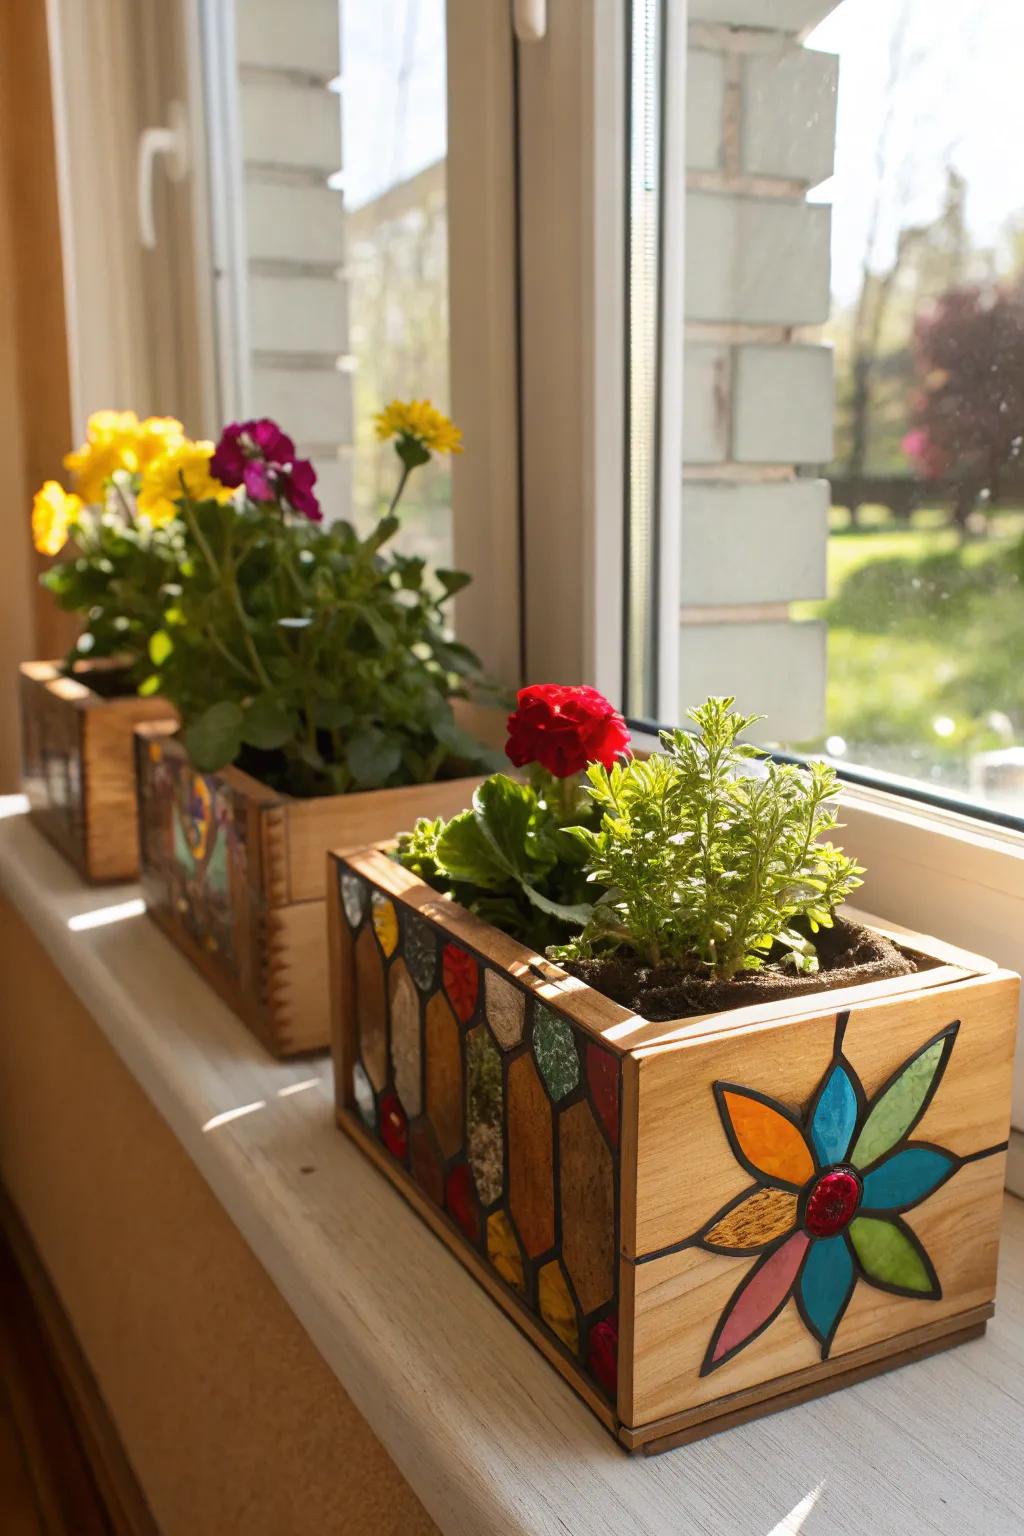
[849,1216,940,1296]
[850,1028,955,1168]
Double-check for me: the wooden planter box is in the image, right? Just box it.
[328,845,1019,1453]
[19,659,175,883]
[135,724,483,1057]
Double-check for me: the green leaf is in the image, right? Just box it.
[394,555,425,590]
[347,728,402,788]
[433,638,482,675]
[241,695,294,750]
[521,884,593,927]
[148,630,173,666]
[311,698,353,730]
[183,702,245,773]
[435,568,472,597]
[472,775,536,878]
[353,605,397,647]
[430,715,495,768]
[138,674,161,697]
[435,811,510,889]
[362,515,400,553]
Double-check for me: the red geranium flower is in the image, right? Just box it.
[505,684,631,778]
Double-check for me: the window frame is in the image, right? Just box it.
[509,0,1024,1181]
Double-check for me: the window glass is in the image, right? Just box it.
[643,0,1024,818]
[341,0,453,567]
[792,0,1024,812]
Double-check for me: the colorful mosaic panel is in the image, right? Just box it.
[656,1010,1008,1377]
[137,738,244,971]
[339,861,622,1402]
[21,682,86,862]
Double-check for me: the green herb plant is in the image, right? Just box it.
[555,697,864,976]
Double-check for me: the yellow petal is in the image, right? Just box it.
[538,1260,579,1351]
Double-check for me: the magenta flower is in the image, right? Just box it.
[211,418,322,521]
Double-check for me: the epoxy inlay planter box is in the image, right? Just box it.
[328,845,1019,1452]
[136,724,482,1056]
[20,659,176,882]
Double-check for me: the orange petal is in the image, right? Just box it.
[719,1088,815,1187]
[703,1185,799,1252]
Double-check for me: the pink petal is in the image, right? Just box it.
[711,1230,809,1366]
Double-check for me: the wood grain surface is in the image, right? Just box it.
[20,662,174,883]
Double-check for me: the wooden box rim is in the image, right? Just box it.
[134,720,484,821]
[20,656,167,715]
[331,843,1001,1058]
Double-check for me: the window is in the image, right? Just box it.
[794,0,1024,818]
[341,0,455,568]
[202,0,496,575]
[617,0,1024,823]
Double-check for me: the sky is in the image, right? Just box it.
[808,0,1024,306]
[339,0,446,212]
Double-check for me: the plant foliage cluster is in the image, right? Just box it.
[558,699,863,976]
[401,697,864,979]
[34,404,492,799]
[144,498,488,796]
[42,512,179,673]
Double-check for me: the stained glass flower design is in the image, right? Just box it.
[693,1013,1003,1375]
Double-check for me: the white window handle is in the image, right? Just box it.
[137,101,188,250]
[513,0,547,42]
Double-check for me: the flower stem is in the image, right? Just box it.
[181,475,271,691]
[225,543,273,692]
[556,773,580,824]
[204,626,258,683]
[386,462,412,519]
[179,479,221,580]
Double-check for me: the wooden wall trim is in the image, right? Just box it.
[0,0,77,788]
[0,1185,158,1536]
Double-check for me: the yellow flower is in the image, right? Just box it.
[63,410,186,501]
[135,415,186,469]
[32,480,82,556]
[136,439,233,525]
[64,410,141,500]
[373,399,464,456]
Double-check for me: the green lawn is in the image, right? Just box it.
[792,506,1024,782]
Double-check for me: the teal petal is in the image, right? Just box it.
[850,1028,955,1168]
[861,1147,955,1211]
[809,1064,858,1167]
[800,1235,855,1349]
[849,1216,940,1296]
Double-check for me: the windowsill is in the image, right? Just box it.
[1,802,1023,1532]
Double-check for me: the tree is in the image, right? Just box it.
[903,282,1024,527]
